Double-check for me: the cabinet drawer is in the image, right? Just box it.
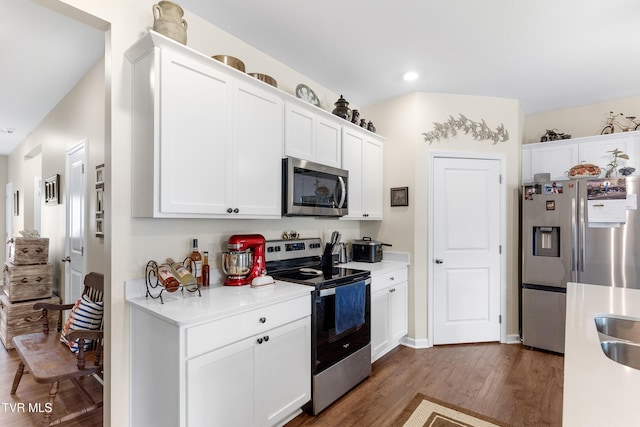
[186,294,310,358]
[372,267,408,292]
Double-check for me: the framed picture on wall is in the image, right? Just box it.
[96,164,104,185]
[45,174,60,205]
[390,187,409,207]
[13,191,19,216]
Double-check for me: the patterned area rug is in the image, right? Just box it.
[392,394,511,427]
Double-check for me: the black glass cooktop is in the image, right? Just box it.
[272,266,370,288]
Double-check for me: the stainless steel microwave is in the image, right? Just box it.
[282,157,348,217]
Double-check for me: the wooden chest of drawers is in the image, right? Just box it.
[0,292,60,349]
[3,263,53,303]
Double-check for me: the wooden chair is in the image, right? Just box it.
[10,272,104,426]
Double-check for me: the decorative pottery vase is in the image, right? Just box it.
[360,119,367,128]
[351,109,360,124]
[367,121,376,133]
[153,1,188,45]
[332,95,352,121]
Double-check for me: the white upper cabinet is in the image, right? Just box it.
[126,32,282,218]
[284,100,341,168]
[522,131,640,182]
[342,127,384,220]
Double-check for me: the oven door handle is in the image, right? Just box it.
[317,279,370,297]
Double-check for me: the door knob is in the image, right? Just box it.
[435,259,444,264]
[61,256,71,263]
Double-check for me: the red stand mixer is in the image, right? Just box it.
[222,234,267,286]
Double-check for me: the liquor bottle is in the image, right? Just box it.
[189,238,203,285]
[202,251,210,287]
[167,258,197,288]
[156,263,181,293]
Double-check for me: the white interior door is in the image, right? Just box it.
[432,156,502,345]
[6,183,13,261]
[65,141,86,304]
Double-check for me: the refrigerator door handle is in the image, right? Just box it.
[572,195,578,275]
[579,196,586,272]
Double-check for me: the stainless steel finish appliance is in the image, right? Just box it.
[521,176,640,353]
[265,238,371,415]
[282,157,348,217]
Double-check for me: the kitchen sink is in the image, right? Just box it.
[595,315,640,370]
[594,315,640,342]
[600,340,640,370]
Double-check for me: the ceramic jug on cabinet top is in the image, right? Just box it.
[153,1,188,45]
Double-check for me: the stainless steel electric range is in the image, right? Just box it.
[265,238,372,415]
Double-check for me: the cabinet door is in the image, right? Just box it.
[362,137,383,219]
[523,141,579,182]
[187,337,257,427]
[160,49,233,214]
[389,281,408,344]
[284,103,315,161]
[316,117,341,168]
[256,317,311,426]
[232,80,283,217]
[342,129,364,218]
[578,134,636,176]
[371,287,390,362]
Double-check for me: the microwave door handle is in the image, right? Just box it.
[337,176,346,208]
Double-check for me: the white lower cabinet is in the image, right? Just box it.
[371,267,408,362]
[130,293,311,427]
[187,317,310,427]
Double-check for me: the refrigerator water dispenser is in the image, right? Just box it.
[532,226,560,257]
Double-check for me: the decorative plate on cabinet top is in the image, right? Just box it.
[295,84,321,108]
[566,163,601,179]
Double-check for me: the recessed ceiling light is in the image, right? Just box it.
[403,71,418,81]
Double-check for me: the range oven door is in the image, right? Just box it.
[312,278,371,374]
[283,157,348,217]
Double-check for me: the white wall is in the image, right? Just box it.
[364,92,522,343]
[524,95,640,144]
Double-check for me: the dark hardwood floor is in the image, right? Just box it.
[1,343,102,426]
[286,343,563,427]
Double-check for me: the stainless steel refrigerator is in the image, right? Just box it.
[521,175,640,353]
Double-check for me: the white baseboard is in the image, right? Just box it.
[399,336,431,349]
[505,334,521,344]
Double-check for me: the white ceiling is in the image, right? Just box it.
[181,0,640,113]
[0,0,104,155]
[3,1,640,155]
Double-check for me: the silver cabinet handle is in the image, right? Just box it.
[435,259,444,264]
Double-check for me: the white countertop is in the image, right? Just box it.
[341,252,410,275]
[125,253,409,327]
[126,279,311,326]
[564,282,640,426]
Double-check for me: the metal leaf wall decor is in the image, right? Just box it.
[422,114,509,144]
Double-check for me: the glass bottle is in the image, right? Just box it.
[167,258,197,287]
[157,263,180,293]
[202,251,210,287]
[189,238,203,285]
